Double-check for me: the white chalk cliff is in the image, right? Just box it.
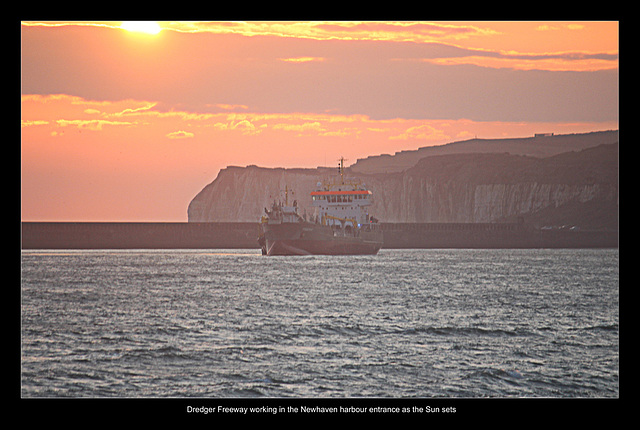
[188,131,618,230]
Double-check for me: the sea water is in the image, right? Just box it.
[21,248,618,397]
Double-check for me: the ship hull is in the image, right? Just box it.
[260,222,382,256]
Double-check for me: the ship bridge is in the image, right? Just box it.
[310,158,376,228]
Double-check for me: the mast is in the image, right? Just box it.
[338,156,346,185]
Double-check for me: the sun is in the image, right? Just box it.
[120,21,162,35]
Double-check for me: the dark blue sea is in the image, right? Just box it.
[21,248,618,398]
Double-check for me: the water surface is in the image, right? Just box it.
[21,248,619,397]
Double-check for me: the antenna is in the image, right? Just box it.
[337,156,347,184]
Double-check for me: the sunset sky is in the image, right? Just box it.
[21,21,618,221]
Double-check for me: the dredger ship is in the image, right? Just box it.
[258,158,383,256]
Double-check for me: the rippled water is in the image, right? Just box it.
[21,248,618,397]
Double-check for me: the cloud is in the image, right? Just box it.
[230,120,255,133]
[536,24,585,31]
[166,130,194,139]
[21,25,618,123]
[22,21,497,44]
[211,118,263,136]
[113,103,158,116]
[272,121,323,133]
[212,103,249,111]
[395,43,618,71]
[279,57,326,63]
[422,53,618,71]
[21,120,49,127]
[55,119,133,130]
[389,124,450,141]
[312,22,498,42]
[21,94,86,104]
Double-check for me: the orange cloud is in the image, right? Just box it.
[422,54,618,72]
[166,130,194,139]
[212,103,249,111]
[210,116,262,136]
[22,21,497,44]
[279,57,326,63]
[22,94,618,148]
[21,120,49,127]
[272,121,323,133]
[389,124,451,141]
[22,93,618,221]
[112,103,158,116]
[536,23,585,32]
[55,119,134,131]
[22,21,617,81]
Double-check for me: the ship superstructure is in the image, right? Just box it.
[310,157,378,233]
[258,158,383,256]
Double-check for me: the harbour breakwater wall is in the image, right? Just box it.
[21,222,617,250]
